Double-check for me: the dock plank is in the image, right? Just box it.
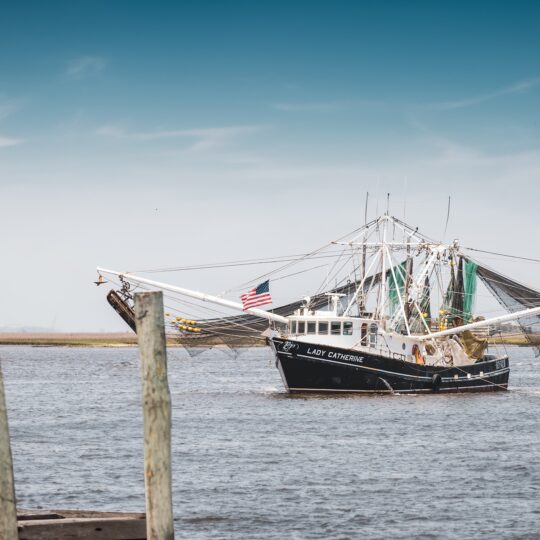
[17,510,146,540]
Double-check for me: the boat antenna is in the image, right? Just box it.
[386,192,390,215]
[443,196,451,240]
[358,191,369,314]
[375,178,380,217]
[403,176,407,223]
[364,192,369,225]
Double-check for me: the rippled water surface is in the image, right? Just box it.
[2,345,540,539]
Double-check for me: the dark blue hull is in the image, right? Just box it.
[270,338,509,394]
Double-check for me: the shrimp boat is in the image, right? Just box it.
[97,214,540,394]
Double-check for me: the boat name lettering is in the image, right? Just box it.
[307,348,363,363]
[495,358,506,370]
[306,347,327,357]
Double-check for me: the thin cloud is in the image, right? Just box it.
[0,96,23,147]
[66,56,106,79]
[96,124,266,152]
[0,135,23,148]
[430,77,540,111]
[272,99,386,112]
[0,98,19,121]
[273,101,344,112]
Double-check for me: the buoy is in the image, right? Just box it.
[412,344,425,365]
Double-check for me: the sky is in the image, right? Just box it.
[1,0,540,331]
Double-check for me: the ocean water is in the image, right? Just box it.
[1,345,540,539]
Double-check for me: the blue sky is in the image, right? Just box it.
[1,1,540,330]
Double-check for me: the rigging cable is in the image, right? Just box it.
[463,247,540,264]
[222,218,380,295]
[443,196,451,240]
[131,250,352,273]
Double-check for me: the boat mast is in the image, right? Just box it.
[342,249,381,316]
[359,241,367,313]
[404,236,412,322]
[359,193,369,314]
[376,215,386,326]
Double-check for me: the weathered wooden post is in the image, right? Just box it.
[0,359,18,540]
[134,291,174,540]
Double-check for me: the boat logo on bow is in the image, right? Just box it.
[282,341,299,353]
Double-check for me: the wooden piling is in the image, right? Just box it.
[134,291,174,540]
[0,359,18,540]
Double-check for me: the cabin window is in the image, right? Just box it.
[318,321,329,334]
[291,321,297,334]
[331,321,342,335]
[343,322,353,335]
[360,323,368,345]
[307,322,316,334]
[298,321,305,334]
[369,323,378,346]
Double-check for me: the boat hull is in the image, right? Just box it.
[270,338,509,394]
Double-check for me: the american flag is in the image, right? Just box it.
[240,280,272,310]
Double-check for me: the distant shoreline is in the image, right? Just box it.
[0,332,262,348]
[0,332,140,347]
[0,332,538,348]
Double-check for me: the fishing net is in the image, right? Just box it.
[440,257,477,326]
[170,272,383,349]
[470,259,540,356]
[409,275,431,334]
[387,261,407,317]
[463,260,478,322]
[111,270,385,352]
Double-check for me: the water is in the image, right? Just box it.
[2,345,540,539]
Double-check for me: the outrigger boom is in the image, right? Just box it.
[97,267,540,340]
[419,305,540,341]
[96,267,288,325]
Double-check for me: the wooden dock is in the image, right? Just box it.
[17,509,146,540]
[1,291,175,539]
